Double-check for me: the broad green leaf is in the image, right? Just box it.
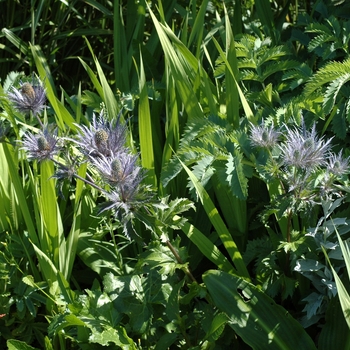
[2,144,37,244]
[7,339,39,350]
[89,325,136,348]
[40,161,62,269]
[78,57,104,98]
[203,270,317,350]
[318,295,350,350]
[166,279,184,323]
[203,312,228,342]
[31,242,58,284]
[61,163,88,281]
[2,28,28,55]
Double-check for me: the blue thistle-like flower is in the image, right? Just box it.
[326,150,350,176]
[21,126,59,162]
[73,110,126,158]
[280,123,332,170]
[94,151,153,216]
[7,77,46,116]
[91,151,142,187]
[250,122,280,149]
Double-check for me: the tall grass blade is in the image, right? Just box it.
[179,218,236,274]
[148,6,204,122]
[212,37,255,124]
[179,159,249,279]
[84,37,119,119]
[30,44,76,131]
[323,225,350,330]
[224,5,239,128]
[136,52,156,186]
[2,143,37,244]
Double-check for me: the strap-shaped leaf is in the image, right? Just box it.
[203,270,317,350]
[179,159,249,278]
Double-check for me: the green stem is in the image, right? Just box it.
[165,240,197,283]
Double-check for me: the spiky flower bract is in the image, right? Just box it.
[21,126,59,162]
[326,150,350,176]
[280,123,332,171]
[250,122,280,149]
[73,110,126,158]
[7,77,46,116]
[91,151,142,187]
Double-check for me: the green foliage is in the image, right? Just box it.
[203,270,317,349]
[2,0,350,349]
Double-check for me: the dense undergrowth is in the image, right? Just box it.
[1,0,350,349]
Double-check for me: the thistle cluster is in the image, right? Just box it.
[6,75,153,239]
[250,120,350,209]
[72,111,152,218]
[7,76,46,117]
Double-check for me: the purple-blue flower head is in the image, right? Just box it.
[327,150,350,176]
[250,122,280,149]
[280,123,332,170]
[74,111,126,158]
[7,78,46,116]
[21,126,59,162]
[91,151,142,188]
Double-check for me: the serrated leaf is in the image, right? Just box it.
[226,151,248,200]
[166,279,184,323]
[323,73,350,115]
[22,275,35,287]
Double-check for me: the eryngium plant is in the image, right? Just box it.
[7,77,46,117]
[6,74,154,240]
[250,119,350,241]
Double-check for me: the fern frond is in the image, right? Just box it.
[240,69,259,82]
[305,22,334,35]
[260,60,301,82]
[187,155,216,198]
[304,58,350,96]
[282,64,313,90]
[237,58,257,70]
[243,237,273,266]
[308,34,336,52]
[225,151,249,200]
[331,103,347,140]
[323,73,350,114]
[161,149,200,187]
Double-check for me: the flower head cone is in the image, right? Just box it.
[250,121,280,149]
[7,77,46,116]
[95,152,153,215]
[326,150,350,176]
[280,123,332,171]
[21,126,59,162]
[74,110,127,158]
[91,151,142,187]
